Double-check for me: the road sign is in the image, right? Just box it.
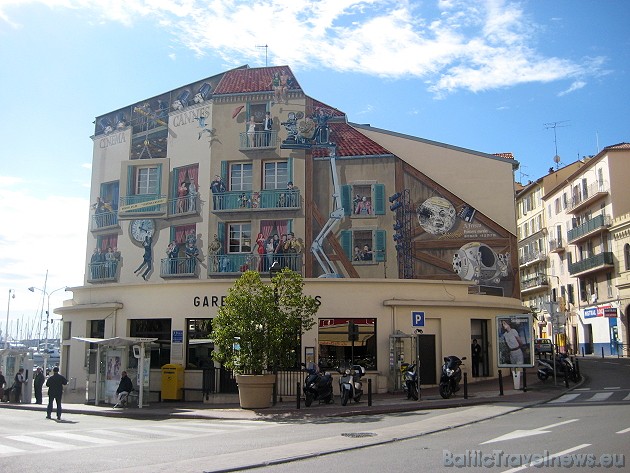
[412,311,425,327]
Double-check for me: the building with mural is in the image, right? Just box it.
[56,65,525,403]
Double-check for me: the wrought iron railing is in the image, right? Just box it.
[567,214,611,243]
[160,257,199,277]
[87,262,118,283]
[567,180,609,212]
[91,210,119,231]
[520,276,548,291]
[167,195,201,217]
[239,131,278,150]
[519,251,547,266]
[548,239,564,252]
[118,194,167,215]
[568,252,614,275]
[207,253,303,275]
[211,189,300,211]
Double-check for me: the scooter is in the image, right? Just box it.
[537,353,580,382]
[439,355,466,399]
[400,362,419,400]
[301,362,333,407]
[339,364,365,406]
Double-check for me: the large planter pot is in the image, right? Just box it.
[235,374,275,409]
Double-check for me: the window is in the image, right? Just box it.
[606,273,613,298]
[136,166,159,195]
[130,319,172,368]
[186,319,214,369]
[341,183,385,216]
[625,244,630,271]
[230,163,253,191]
[554,198,561,214]
[340,229,386,263]
[263,161,289,189]
[562,192,568,209]
[318,318,376,370]
[228,223,252,253]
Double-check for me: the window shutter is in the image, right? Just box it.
[156,163,163,197]
[220,161,228,186]
[217,222,225,255]
[374,230,386,261]
[340,230,352,259]
[287,158,293,184]
[373,184,385,215]
[127,166,135,196]
[341,185,351,216]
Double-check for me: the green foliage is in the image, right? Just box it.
[211,269,319,374]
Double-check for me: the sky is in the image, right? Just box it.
[0,0,628,341]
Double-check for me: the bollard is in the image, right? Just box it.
[522,369,527,392]
[564,368,569,388]
[296,382,301,409]
[582,346,585,357]
[463,372,468,399]
[602,346,605,358]
[368,378,372,406]
[498,369,504,396]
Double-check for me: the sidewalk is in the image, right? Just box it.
[1,374,576,421]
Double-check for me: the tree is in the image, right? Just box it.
[211,269,319,375]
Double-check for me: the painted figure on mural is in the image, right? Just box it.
[210,175,226,209]
[208,234,222,272]
[134,236,153,281]
[167,241,180,274]
[263,111,273,146]
[185,240,200,273]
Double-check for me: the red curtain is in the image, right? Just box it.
[175,224,196,244]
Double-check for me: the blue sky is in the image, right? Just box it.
[0,0,628,340]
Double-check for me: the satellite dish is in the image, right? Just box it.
[553,155,561,164]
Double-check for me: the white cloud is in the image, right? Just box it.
[0,0,604,96]
[558,81,586,97]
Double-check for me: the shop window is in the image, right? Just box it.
[318,318,376,371]
[130,319,171,369]
[186,319,214,369]
[340,229,386,263]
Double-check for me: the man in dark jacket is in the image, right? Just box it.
[34,367,45,404]
[46,366,67,420]
[116,371,134,406]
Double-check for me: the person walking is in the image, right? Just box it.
[471,339,482,377]
[33,367,45,404]
[13,368,25,403]
[46,366,67,420]
[0,369,6,402]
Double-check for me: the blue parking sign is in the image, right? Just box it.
[412,311,425,327]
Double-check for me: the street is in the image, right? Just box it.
[0,357,628,472]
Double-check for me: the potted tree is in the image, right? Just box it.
[211,269,319,408]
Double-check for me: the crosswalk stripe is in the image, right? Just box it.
[119,427,184,437]
[44,431,118,444]
[549,394,580,403]
[624,393,630,401]
[7,435,72,450]
[0,444,25,455]
[157,425,230,433]
[586,392,613,401]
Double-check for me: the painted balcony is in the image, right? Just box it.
[207,253,303,276]
[91,210,119,232]
[160,257,199,278]
[118,194,167,219]
[238,131,278,151]
[87,262,118,283]
[567,214,611,244]
[167,195,201,218]
[211,189,300,212]
[568,252,614,277]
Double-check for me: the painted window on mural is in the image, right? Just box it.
[228,223,252,253]
[135,166,160,195]
[263,161,289,190]
[318,318,376,371]
[340,229,385,263]
[341,183,385,217]
[230,163,252,191]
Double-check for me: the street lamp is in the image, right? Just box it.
[28,285,67,373]
[4,289,15,349]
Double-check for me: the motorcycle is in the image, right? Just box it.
[400,362,419,400]
[301,362,333,407]
[439,355,466,399]
[537,353,580,382]
[339,364,365,406]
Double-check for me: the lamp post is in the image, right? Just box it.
[28,285,66,373]
[4,289,15,349]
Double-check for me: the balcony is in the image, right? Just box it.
[118,194,167,219]
[548,239,565,253]
[567,214,611,244]
[160,257,199,278]
[208,253,303,276]
[91,210,119,232]
[167,195,201,218]
[239,131,278,152]
[519,251,547,268]
[87,262,118,283]
[568,251,614,277]
[211,189,300,212]
[566,180,609,214]
[520,276,549,295]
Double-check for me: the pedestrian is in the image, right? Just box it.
[0,369,6,402]
[46,366,68,420]
[13,368,25,403]
[34,367,45,404]
[471,339,482,377]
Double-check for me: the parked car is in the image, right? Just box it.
[534,338,553,354]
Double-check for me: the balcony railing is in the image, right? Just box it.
[548,239,565,253]
[87,262,118,283]
[160,257,199,278]
[567,214,611,243]
[211,189,300,212]
[519,251,547,267]
[239,131,278,151]
[520,276,549,293]
[91,210,119,231]
[568,251,614,276]
[118,194,167,217]
[167,195,201,217]
[566,180,609,213]
[208,253,303,276]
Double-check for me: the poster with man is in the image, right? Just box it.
[496,314,534,368]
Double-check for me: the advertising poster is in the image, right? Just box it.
[496,314,534,368]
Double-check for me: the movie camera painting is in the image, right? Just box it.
[496,315,534,368]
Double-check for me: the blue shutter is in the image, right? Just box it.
[374,230,386,262]
[217,222,225,255]
[287,158,293,184]
[373,184,385,215]
[341,185,351,216]
[340,230,352,259]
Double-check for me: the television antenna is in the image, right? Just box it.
[256,44,268,67]
[544,120,570,169]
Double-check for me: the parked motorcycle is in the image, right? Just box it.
[537,353,580,382]
[400,362,419,400]
[439,355,466,399]
[301,362,333,407]
[339,364,365,406]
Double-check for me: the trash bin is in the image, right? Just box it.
[512,370,522,390]
[161,364,184,400]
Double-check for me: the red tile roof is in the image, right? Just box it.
[605,142,630,150]
[493,152,514,160]
[214,66,301,95]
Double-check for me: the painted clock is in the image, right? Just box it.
[130,219,155,242]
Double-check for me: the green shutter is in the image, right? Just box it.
[287,158,293,184]
[220,161,228,185]
[217,222,225,255]
[127,165,135,195]
[172,168,180,200]
[373,183,385,215]
[341,185,351,216]
[340,230,352,259]
[156,163,163,197]
[374,230,386,262]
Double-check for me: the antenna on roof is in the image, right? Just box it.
[544,120,570,169]
[256,44,268,67]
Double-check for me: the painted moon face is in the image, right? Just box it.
[417,196,456,235]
